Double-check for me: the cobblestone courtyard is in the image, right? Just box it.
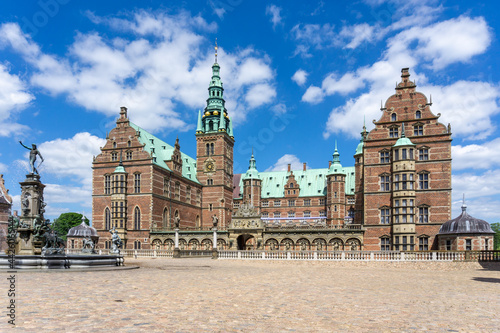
[2,258,499,332]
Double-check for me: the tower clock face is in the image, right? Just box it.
[205,161,215,172]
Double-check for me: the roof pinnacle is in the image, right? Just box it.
[461,193,467,212]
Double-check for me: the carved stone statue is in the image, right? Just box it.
[20,141,44,174]
[350,241,358,251]
[109,227,123,254]
[33,216,50,241]
[174,216,180,229]
[41,229,65,255]
[212,215,218,227]
[82,236,96,254]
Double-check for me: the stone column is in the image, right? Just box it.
[173,228,180,258]
[212,227,218,259]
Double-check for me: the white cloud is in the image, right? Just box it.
[271,103,287,115]
[245,84,276,108]
[389,16,491,69]
[0,63,33,136]
[0,11,276,132]
[291,69,308,86]
[36,132,106,189]
[316,14,495,140]
[302,85,324,104]
[266,5,283,29]
[452,138,500,170]
[265,154,304,172]
[0,162,7,173]
[453,169,500,202]
[340,23,382,49]
[44,183,92,206]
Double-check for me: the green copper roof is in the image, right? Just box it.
[242,152,259,180]
[355,140,364,155]
[114,165,126,173]
[196,109,203,133]
[393,123,415,147]
[237,166,356,199]
[327,141,344,175]
[129,122,200,184]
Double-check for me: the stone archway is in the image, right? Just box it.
[237,234,255,250]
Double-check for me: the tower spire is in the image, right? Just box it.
[461,193,467,212]
[401,122,406,138]
[215,38,218,63]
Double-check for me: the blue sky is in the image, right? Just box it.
[0,0,499,223]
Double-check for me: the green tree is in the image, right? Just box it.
[491,223,500,250]
[51,213,89,240]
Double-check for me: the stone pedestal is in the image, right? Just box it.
[15,174,47,255]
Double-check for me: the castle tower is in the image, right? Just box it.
[242,151,261,210]
[353,124,367,225]
[326,141,346,226]
[111,154,128,247]
[391,124,416,250]
[196,42,234,228]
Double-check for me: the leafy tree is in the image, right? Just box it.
[51,213,89,240]
[491,223,500,250]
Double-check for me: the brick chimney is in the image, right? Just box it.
[303,162,307,171]
[329,161,332,168]
[287,164,291,172]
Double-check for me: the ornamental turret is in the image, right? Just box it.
[326,141,346,226]
[242,151,261,209]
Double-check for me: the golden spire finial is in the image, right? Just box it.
[215,38,218,63]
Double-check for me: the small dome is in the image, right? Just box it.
[438,206,495,235]
[67,221,99,238]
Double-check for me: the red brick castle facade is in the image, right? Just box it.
[92,62,457,251]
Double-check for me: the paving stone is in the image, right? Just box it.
[1,258,499,332]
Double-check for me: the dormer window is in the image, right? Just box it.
[113,142,117,148]
[391,113,397,121]
[416,110,421,119]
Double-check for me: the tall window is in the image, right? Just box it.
[304,211,311,217]
[105,208,111,230]
[380,175,390,191]
[111,152,118,161]
[134,173,141,193]
[319,211,326,217]
[175,182,180,200]
[380,208,390,224]
[380,151,390,163]
[414,125,423,136]
[163,177,170,197]
[104,175,111,194]
[466,239,472,251]
[381,237,390,251]
[288,211,295,218]
[262,212,268,218]
[196,190,201,206]
[391,113,397,121]
[419,237,429,251]
[304,199,311,206]
[416,110,421,119]
[446,240,452,251]
[262,201,269,207]
[419,206,429,223]
[419,148,429,161]
[274,212,280,218]
[288,200,295,206]
[186,187,191,203]
[126,151,133,160]
[207,179,213,185]
[389,127,399,138]
[419,172,429,189]
[134,240,141,249]
[319,198,325,205]
[274,200,281,207]
[134,207,141,230]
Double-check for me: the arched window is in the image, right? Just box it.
[210,143,214,155]
[105,207,111,230]
[416,110,421,119]
[163,208,169,228]
[206,143,210,156]
[209,121,213,131]
[113,142,117,148]
[134,207,141,230]
[134,240,141,249]
[391,113,397,121]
